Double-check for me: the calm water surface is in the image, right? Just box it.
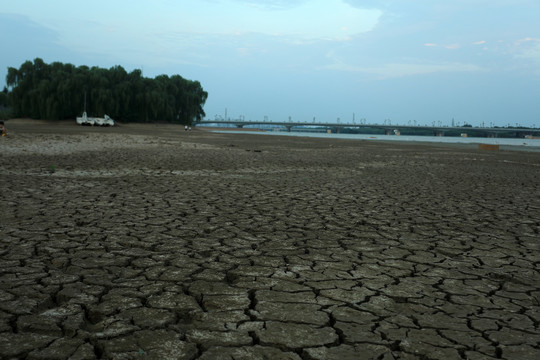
[212,130,540,152]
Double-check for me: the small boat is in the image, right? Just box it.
[76,92,115,126]
[76,112,115,126]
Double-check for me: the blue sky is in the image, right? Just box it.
[1,0,539,126]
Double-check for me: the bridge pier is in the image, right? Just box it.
[434,130,445,137]
[385,129,393,135]
[236,124,244,129]
[285,125,292,132]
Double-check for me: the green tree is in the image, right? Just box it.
[0,87,9,107]
[5,58,208,124]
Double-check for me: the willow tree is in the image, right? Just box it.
[6,58,208,124]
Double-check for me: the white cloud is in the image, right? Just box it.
[323,60,484,78]
[445,43,461,50]
[230,0,309,10]
[198,0,382,40]
[515,37,540,46]
[510,38,540,71]
[514,41,540,71]
[423,43,462,50]
[4,0,381,63]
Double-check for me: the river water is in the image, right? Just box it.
[212,130,540,152]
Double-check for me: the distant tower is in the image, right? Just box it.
[452,118,455,127]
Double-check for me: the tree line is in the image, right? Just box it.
[4,58,208,124]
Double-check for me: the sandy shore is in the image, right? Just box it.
[1,119,540,359]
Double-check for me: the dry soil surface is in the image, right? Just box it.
[1,119,539,359]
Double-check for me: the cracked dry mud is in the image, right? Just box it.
[1,120,539,359]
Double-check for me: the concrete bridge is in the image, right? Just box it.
[196,120,537,138]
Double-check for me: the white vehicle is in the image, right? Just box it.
[76,112,115,126]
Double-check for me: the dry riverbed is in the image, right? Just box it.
[1,119,539,359]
